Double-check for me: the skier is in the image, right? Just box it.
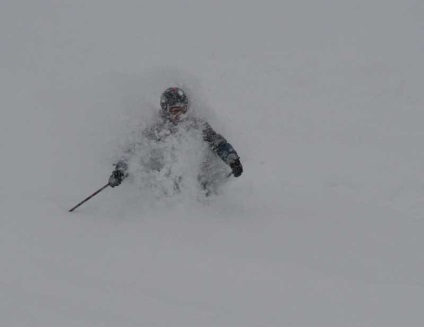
[108,87,243,195]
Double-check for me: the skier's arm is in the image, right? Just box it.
[108,158,129,187]
[108,138,140,187]
[109,124,163,187]
[202,123,243,177]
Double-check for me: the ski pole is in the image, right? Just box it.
[69,183,110,212]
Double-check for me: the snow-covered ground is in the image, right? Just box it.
[1,0,424,326]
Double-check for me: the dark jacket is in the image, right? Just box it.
[115,116,240,173]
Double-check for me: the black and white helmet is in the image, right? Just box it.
[160,87,189,111]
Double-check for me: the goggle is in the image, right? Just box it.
[168,106,188,115]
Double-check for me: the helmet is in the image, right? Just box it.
[160,87,189,111]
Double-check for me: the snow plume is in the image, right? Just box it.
[131,123,206,199]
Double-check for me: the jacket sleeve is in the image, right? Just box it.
[113,150,131,175]
[202,122,239,165]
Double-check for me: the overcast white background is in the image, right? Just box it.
[1,0,424,326]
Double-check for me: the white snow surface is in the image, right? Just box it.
[1,0,424,326]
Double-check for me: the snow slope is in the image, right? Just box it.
[1,0,423,326]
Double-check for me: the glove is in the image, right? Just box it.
[230,159,243,177]
[108,169,125,187]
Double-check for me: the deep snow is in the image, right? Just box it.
[1,0,424,326]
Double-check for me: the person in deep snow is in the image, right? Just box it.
[108,87,243,195]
